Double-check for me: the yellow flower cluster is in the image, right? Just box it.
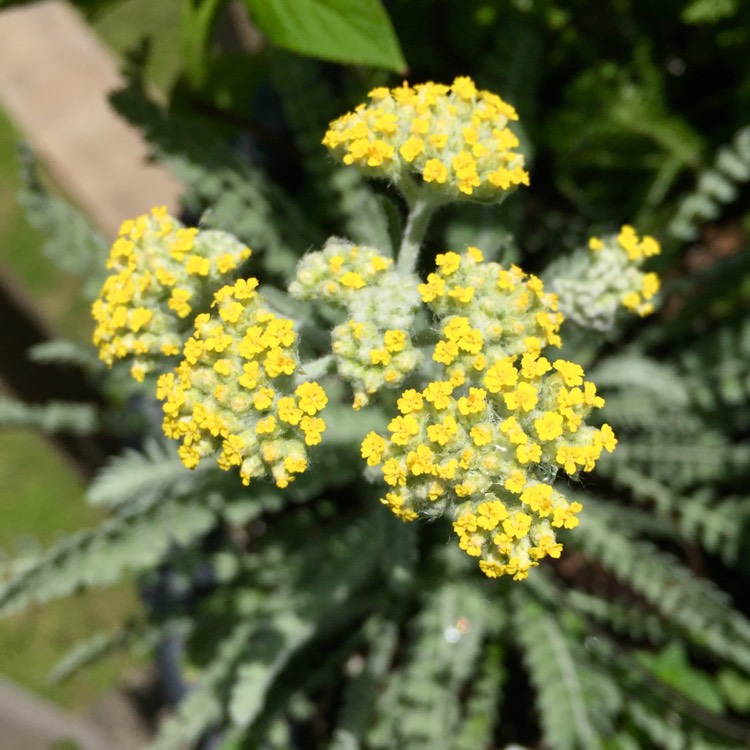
[158,278,328,488]
[421,246,563,367]
[322,77,529,203]
[362,248,616,580]
[92,207,251,382]
[554,225,661,330]
[289,238,394,305]
[291,240,422,408]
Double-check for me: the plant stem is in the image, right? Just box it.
[397,196,437,275]
[297,354,334,382]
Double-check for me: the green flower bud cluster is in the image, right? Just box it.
[362,247,616,580]
[553,225,661,330]
[290,239,422,408]
[322,76,528,204]
[157,278,328,489]
[92,206,250,382]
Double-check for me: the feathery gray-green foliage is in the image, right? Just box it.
[17,145,108,295]
[513,583,619,750]
[0,397,99,435]
[668,125,750,241]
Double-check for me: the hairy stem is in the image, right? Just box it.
[397,196,437,275]
[297,354,334,381]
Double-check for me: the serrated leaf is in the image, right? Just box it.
[146,623,254,750]
[87,438,208,510]
[0,495,219,617]
[513,586,612,750]
[49,620,143,683]
[243,0,407,72]
[27,339,101,369]
[0,398,99,435]
[180,0,226,87]
[229,612,314,727]
[591,354,690,407]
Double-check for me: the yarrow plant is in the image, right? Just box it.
[6,14,750,747]
[88,76,659,580]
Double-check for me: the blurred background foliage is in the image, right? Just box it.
[1,0,750,746]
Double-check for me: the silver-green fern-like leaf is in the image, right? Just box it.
[17,145,108,296]
[0,493,221,618]
[328,617,400,750]
[147,620,255,750]
[668,125,750,240]
[0,397,99,435]
[86,438,212,511]
[575,501,750,673]
[369,576,501,750]
[512,583,620,750]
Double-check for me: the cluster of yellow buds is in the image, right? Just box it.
[552,225,661,330]
[362,247,616,580]
[289,238,394,305]
[421,246,563,366]
[157,278,328,488]
[322,76,528,203]
[91,207,251,382]
[291,239,422,408]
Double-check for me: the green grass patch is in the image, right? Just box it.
[0,428,138,710]
[1,592,139,711]
[0,430,91,549]
[0,110,52,292]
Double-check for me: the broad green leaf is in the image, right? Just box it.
[243,0,407,72]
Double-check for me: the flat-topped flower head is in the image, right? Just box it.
[158,279,327,488]
[364,247,615,580]
[553,225,662,330]
[421,247,563,378]
[289,237,394,306]
[91,207,251,382]
[323,77,529,204]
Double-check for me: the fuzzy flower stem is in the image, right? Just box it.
[397,196,437,275]
[297,354,334,382]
